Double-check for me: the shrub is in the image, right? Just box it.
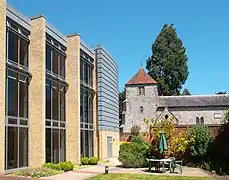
[89,157,98,165]
[43,162,61,171]
[13,167,61,178]
[59,161,74,171]
[118,140,151,168]
[81,157,90,165]
[170,129,195,157]
[188,125,211,158]
[201,162,211,171]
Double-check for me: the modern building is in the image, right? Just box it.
[0,0,119,172]
[95,45,119,160]
[121,67,229,133]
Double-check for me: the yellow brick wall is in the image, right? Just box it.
[29,16,46,168]
[99,130,120,160]
[93,53,98,158]
[0,0,6,173]
[66,34,81,164]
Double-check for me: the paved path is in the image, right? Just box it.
[41,158,211,180]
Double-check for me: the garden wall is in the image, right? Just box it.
[120,124,222,142]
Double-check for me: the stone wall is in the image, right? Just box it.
[167,107,226,125]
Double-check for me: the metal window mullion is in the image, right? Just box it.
[5,31,9,170]
[51,47,53,75]
[51,128,53,162]
[5,125,8,170]
[58,54,60,77]
[17,76,20,168]
[58,128,60,163]
[6,30,8,61]
[82,94,85,124]
[82,61,84,84]
[87,95,89,124]
[50,79,53,162]
[83,130,86,157]
[17,34,20,66]
[58,84,60,162]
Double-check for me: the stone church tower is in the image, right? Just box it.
[122,68,159,132]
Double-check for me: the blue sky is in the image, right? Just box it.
[8,0,229,95]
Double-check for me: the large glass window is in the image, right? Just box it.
[45,78,66,163]
[45,35,66,163]
[5,70,29,170]
[46,44,52,71]
[20,38,29,67]
[80,49,94,158]
[45,39,66,78]
[5,21,29,171]
[80,130,94,157]
[8,31,18,63]
[80,50,93,87]
[7,30,29,67]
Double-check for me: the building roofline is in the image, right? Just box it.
[95,44,118,68]
[161,94,229,98]
[80,39,95,57]
[6,4,31,30]
[46,22,67,46]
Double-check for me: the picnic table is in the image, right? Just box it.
[146,158,183,173]
[147,158,172,173]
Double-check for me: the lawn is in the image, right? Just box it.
[88,174,214,180]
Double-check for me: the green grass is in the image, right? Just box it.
[88,174,214,180]
[12,167,62,178]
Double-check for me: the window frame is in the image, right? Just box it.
[5,68,29,170]
[6,19,30,71]
[45,35,66,80]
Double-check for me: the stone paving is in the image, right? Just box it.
[41,158,211,180]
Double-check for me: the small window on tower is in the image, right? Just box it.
[165,114,169,119]
[138,87,145,95]
[140,105,144,113]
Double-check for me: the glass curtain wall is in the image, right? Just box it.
[5,19,29,170]
[80,50,94,157]
[45,35,66,163]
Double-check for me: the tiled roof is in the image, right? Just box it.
[158,95,229,108]
[126,68,157,86]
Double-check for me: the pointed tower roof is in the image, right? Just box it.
[126,68,157,86]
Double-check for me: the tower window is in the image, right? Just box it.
[200,117,204,124]
[165,114,169,119]
[196,117,199,124]
[140,105,144,113]
[138,87,145,95]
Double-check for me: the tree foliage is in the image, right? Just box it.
[119,91,125,127]
[215,91,228,95]
[146,24,189,96]
[188,125,211,158]
[182,88,191,95]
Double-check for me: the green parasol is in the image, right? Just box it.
[159,132,168,154]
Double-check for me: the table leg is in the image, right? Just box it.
[162,162,165,173]
[149,162,151,172]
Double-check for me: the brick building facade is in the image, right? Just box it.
[0,0,119,172]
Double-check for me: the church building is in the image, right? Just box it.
[121,68,229,133]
